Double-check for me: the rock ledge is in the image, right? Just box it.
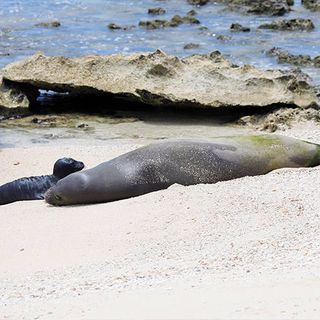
[1,50,319,110]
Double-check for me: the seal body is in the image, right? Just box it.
[0,158,84,205]
[45,135,320,206]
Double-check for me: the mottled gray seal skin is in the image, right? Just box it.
[45,135,320,206]
[0,158,84,205]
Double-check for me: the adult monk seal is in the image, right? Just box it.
[45,135,320,206]
[0,157,84,205]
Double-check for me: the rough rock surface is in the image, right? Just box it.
[238,107,320,132]
[267,47,320,68]
[216,35,232,41]
[183,43,200,50]
[139,15,200,29]
[187,9,198,16]
[314,56,320,67]
[107,23,135,31]
[0,73,29,109]
[2,50,319,110]
[34,21,61,28]
[108,23,123,30]
[302,0,320,11]
[259,18,315,31]
[148,7,166,15]
[230,23,250,32]
[187,0,210,5]
[216,0,292,16]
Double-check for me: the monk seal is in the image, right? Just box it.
[0,157,84,205]
[45,135,320,206]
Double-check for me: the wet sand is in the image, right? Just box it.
[0,109,254,148]
[1,123,320,319]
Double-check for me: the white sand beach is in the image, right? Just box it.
[1,123,320,319]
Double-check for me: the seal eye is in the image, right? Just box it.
[54,194,62,201]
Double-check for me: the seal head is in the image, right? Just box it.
[45,172,90,206]
[53,158,85,179]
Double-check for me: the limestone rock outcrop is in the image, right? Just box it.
[2,50,319,110]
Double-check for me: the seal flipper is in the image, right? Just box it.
[0,175,58,205]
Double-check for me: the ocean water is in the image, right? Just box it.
[0,0,319,147]
[0,0,319,82]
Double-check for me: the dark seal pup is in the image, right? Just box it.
[45,135,320,206]
[0,158,84,205]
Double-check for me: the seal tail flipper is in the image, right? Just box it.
[0,175,57,205]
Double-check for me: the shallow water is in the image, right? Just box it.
[0,0,319,147]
